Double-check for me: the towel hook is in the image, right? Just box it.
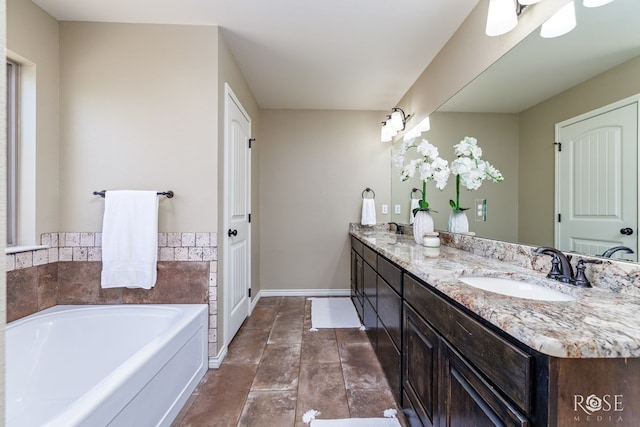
[411,188,423,199]
[362,188,375,199]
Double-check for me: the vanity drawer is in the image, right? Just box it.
[404,274,533,413]
[363,245,377,268]
[378,255,402,295]
[351,236,363,256]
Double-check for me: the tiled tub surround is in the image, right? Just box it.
[350,224,640,358]
[6,232,218,359]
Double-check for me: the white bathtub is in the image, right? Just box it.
[6,304,208,427]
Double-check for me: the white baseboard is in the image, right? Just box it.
[257,288,351,297]
[208,345,228,369]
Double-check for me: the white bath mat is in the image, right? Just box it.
[310,297,362,329]
[303,409,401,427]
[311,419,401,427]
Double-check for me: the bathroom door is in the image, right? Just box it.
[224,84,252,344]
[555,97,638,260]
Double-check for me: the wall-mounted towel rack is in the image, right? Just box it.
[411,188,423,199]
[362,188,375,199]
[93,190,174,198]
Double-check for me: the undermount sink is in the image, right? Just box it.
[459,276,576,302]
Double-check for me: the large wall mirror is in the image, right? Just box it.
[391,0,640,262]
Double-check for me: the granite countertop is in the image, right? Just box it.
[350,228,640,359]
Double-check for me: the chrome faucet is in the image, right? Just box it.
[534,247,602,287]
[601,246,634,258]
[534,247,574,283]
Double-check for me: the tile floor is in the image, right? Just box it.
[171,296,406,427]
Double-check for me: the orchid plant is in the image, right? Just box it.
[449,136,504,213]
[392,138,450,214]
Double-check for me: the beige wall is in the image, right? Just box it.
[392,112,519,242]
[58,22,218,232]
[7,0,60,241]
[259,110,389,291]
[518,55,640,246]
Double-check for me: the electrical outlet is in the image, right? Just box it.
[381,204,389,214]
[394,204,401,214]
[475,199,487,221]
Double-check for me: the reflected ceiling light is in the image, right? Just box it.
[518,0,542,4]
[403,117,431,142]
[583,0,614,7]
[486,0,519,36]
[541,0,576,38]
[380,108,412,142]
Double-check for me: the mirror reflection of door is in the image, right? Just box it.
[555,96,639,261]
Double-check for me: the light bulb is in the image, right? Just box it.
[583,0,614,7]
[541,1,576,38]
[389,110,404,133]
[486,0,518,37]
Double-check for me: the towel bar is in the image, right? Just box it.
[93,190,174,198]
[362,188,375,199]
[411,188,423,199]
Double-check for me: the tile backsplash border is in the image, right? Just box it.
[7,232,218,271]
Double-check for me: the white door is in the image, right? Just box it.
[224,83,252,344]
[555,98,638,261]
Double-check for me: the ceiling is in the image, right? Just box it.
[32,0,480,111]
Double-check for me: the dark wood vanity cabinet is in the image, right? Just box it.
[350,236,640,427]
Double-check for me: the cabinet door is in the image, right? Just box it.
[364,295,378,348]
[378,324,401,402]
[440,341,530,427]
[363,261,377,307]
[378,276,402,349]
[352,252,364,319]
[403,304,439,427]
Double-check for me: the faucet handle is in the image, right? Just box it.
[571,259,603,288]
[547,256,563,280]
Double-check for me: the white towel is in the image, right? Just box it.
[409,199,420,224]
[101,190,159,289]
[361,198,376,225]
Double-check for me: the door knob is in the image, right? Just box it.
[228,229,238,237]
[620,227,634,235]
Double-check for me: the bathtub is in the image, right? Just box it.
[6,304,208,427]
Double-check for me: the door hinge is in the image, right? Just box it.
[554,142,562,152]
[558,213,562,222]
[249,138,255,148]
[248,213,251,223]
[248,288,251,297]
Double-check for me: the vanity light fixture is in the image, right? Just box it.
[380,108,412,142]
[540,0,576,38]
[583,0,614,7]
[403,116,431,142]
[485,0,520,37]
